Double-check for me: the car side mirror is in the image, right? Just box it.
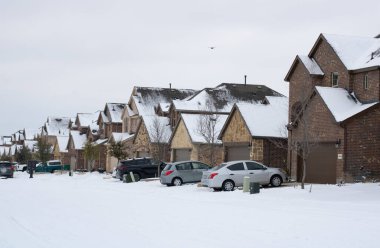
[262,167,267,170]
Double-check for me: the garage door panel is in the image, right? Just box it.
[301,143,337,184]
[174,149,191,162]
[227,146,250,161]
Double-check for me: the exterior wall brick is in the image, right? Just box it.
[222,110,251,144]
[345,105,380,182]
[313,39,350,89]
[352,70,380,102]
[263,139,287,170]
[251,139,264,162]
[171,121,192,149]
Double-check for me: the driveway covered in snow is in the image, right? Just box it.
[1,172,379,248]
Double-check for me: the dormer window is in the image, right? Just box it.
[331,72,339,87]
[363,75,369,90]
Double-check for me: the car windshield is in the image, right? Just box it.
[163,164,172,171]
[49,161,61,165]
[210,163,227,171]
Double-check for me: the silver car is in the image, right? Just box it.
[160,161,211,186]
[201,160,287,191]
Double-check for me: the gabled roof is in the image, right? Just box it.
[219,96,289,139]
[315,86,378,122]
[105,103,126,123]
[69,131,87,150]
[24,128,40,140]
[310,33,380,71]
[56,136,69,153]
[24,140,37,151]
[172,83,283,113]
[129,86,197,115]
[284,55,324,81]
[135,115,172,144]
[179,113,228,144]
[77,113,99,128]
[44,116,71,136]
[0,136,12,146]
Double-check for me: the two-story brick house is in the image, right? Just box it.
[285,33,380,183]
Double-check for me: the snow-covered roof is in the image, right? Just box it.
[44,117,71,136]
[77,113,99,128]
[141,115,172,143]
[9,144,23,156]
[235,96,288,138]
[316,86,378,122]
[321,34,380,70]
[100,111,109,124]
[69,131,87,150]
[94,138,108,145]
[56,136,69,153]
[106,103,126,123]
[0,136,12,146]
[24,128,40,140]
[298,55,324,75]
[131,87,196,115]
[181,113,228,144]
[173,83,283,113]
[0,146,9,156]
[159,102,171,113]
[24,140,37,151]
[111,132,134,142]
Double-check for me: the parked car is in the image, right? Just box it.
[160,160,211,186]
[201,160,287,191]
[0,161,14,178]
[116,157,166,181]
[35,160,63,173]
[16,163,28,171]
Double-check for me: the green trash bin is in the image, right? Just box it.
[250,182,260,194]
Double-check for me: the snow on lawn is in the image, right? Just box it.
[1,172,380,248]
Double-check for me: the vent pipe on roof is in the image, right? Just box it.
[244,75,247,85]
[169,83,172,90]
[375,34,380,38]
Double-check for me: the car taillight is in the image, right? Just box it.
[11,166,15,171]
[209,172,218,179]
[165,170,174,176]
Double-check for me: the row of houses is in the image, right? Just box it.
[1,33,380,184]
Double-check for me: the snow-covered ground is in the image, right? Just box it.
[1,172,379,248]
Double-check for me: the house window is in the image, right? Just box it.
[331,72,339,87]
[363,75,369,90]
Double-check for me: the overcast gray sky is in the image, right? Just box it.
[1,0,379,135]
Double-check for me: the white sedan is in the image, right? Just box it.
[202,160,287,191]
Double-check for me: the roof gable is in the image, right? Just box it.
[315,86,378,122]
[310,33,380,71]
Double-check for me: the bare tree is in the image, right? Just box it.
[196,99,221,166]
[286,89,320,189]
[83,141,99,172]
[149,116,170,176]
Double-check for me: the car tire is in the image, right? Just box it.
[270,175,282,187]
[133,173,141,182]
[51,170,55,174]
[22,167,27,172]
[222,180,235,191]
[172,177,183,186]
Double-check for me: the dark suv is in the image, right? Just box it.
[116,158,166,181]
[0,161,14,178]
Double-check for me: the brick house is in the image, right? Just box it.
[169,113,227,165]
[120,86,196,156]
[218,96,288,169]
[285,33,380,183]
[53,135,70,165]
[67,130,87,171]
[132,115,171,161]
